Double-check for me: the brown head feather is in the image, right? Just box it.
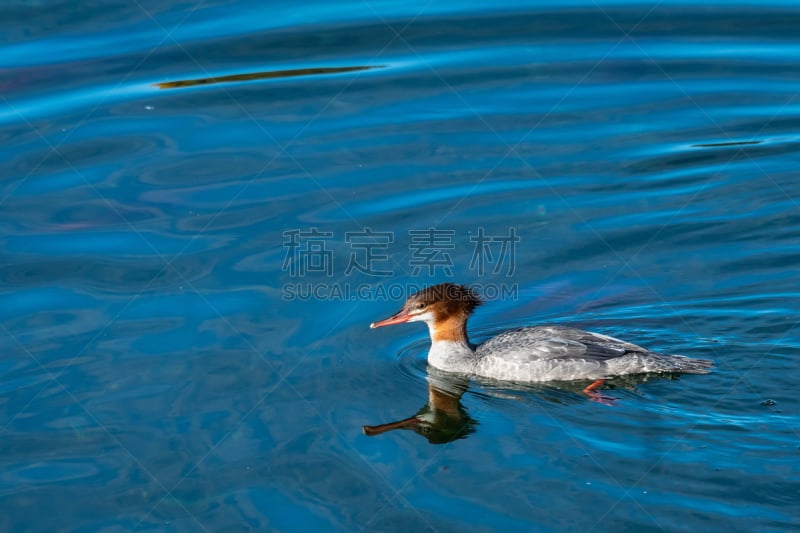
[406,284,481,342]
[408,283,481,315]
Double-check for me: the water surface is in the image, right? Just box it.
[1,1,799,531]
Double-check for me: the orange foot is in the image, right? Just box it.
[583,379,618,406]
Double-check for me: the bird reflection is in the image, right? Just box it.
[363,372,477,445]
[364,369,686,445]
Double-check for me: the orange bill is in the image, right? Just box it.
[370,308,410,329]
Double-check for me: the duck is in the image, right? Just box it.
[370,283,712,394]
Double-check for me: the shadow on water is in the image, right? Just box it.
[155,65,382,89]
[692,140,762,148]
[363,366,688,445]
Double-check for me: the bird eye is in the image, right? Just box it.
[415,302,426,310]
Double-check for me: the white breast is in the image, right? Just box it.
[427,341,477,374]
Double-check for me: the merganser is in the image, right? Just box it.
[370,283,712,388]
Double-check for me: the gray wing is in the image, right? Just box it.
[476,325,648,362]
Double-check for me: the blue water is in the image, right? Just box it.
[2,1,799,531]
